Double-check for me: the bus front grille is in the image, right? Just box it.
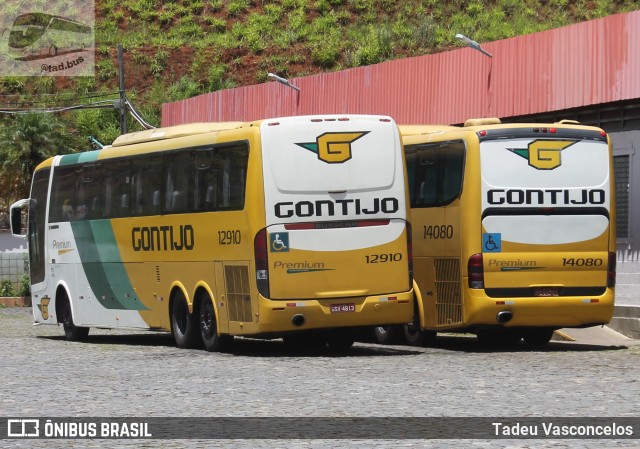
[224,265,253,322]
[434,258,463,326]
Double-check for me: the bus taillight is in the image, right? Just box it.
[607,251,616,288]
[468,253,484,289]
[254,229,270,298]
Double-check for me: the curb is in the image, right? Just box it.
[0,297,31,307]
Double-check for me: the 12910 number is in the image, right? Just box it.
[365,253,403,263]
[218,230,241,245]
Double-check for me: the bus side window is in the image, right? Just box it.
[404,151,417,205]
[417,148,437,205]
[152,190,161,214]
[49,165,78,222]
[194,148,215,212]
[205,184,216,210]
[409,141,465,207]
[132,155,161,216]
[81,164,102,220]
[163,150,192,214]
[216,143,248,210]
[106,159,132,218]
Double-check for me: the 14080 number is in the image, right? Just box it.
[562,258,603,267]
[423,225,454,239]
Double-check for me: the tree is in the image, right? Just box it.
[0,113,67,202]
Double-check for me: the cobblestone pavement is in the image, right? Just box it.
[1,307,639,449]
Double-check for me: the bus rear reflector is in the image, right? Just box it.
[468,253,484,289]
[254,229,270,298]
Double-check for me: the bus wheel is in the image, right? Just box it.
[373,325,404,345]
[522,328,554,346]
[59,293,89,342]
[171,290,198,349]
[403,317,436,347]
[199,298,232,352]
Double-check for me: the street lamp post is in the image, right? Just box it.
[455,33,493,117]
[267,73,301,92]
[454,34,492,58]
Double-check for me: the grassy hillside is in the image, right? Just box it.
[1,0,639,146]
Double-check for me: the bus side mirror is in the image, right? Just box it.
[9,199,29,238]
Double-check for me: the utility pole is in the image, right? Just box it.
[117,44,127,135]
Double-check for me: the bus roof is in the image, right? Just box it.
[400,118,606,138]
[111,122,246,147]
[397,124,456,136]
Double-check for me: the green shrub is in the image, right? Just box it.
[414,15,436,49]
[20,259,30,297]
[205,17,227,33]
[0,280,15,297]
[158,10,174,25]
[311,37,342,67]
[282,0,308,10]
[349,24,394,67]
[208,0,224,12]
[151,49,170,77]
[208,63,234,91]
[228,0,251,16]
[95,58,117,82]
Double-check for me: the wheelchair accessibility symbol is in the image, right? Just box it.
[270,232,289,252]
[482,233,502,253]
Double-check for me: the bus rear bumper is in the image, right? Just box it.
[251,290,414,335]
[464,289,615,329]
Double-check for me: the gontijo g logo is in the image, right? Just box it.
[296,132,369,164]
[507,140,576,170]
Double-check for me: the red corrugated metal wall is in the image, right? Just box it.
[162,10,640,127]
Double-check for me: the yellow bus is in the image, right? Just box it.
[10,115,414,351]
[375,118,616,346]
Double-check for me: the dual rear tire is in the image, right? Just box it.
[171,290,231,352]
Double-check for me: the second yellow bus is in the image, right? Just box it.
[375,118,616,346]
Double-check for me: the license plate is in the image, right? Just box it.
[330,303,356,313]
[534,287,559,297]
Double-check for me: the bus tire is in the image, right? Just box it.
[373,325,404,345]
[403,320,437,347]
[59,292,89,342]
[171,290,198,349]
[522,328,554,346]
[199,297,232,352]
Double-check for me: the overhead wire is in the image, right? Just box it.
[0,100,117,114]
